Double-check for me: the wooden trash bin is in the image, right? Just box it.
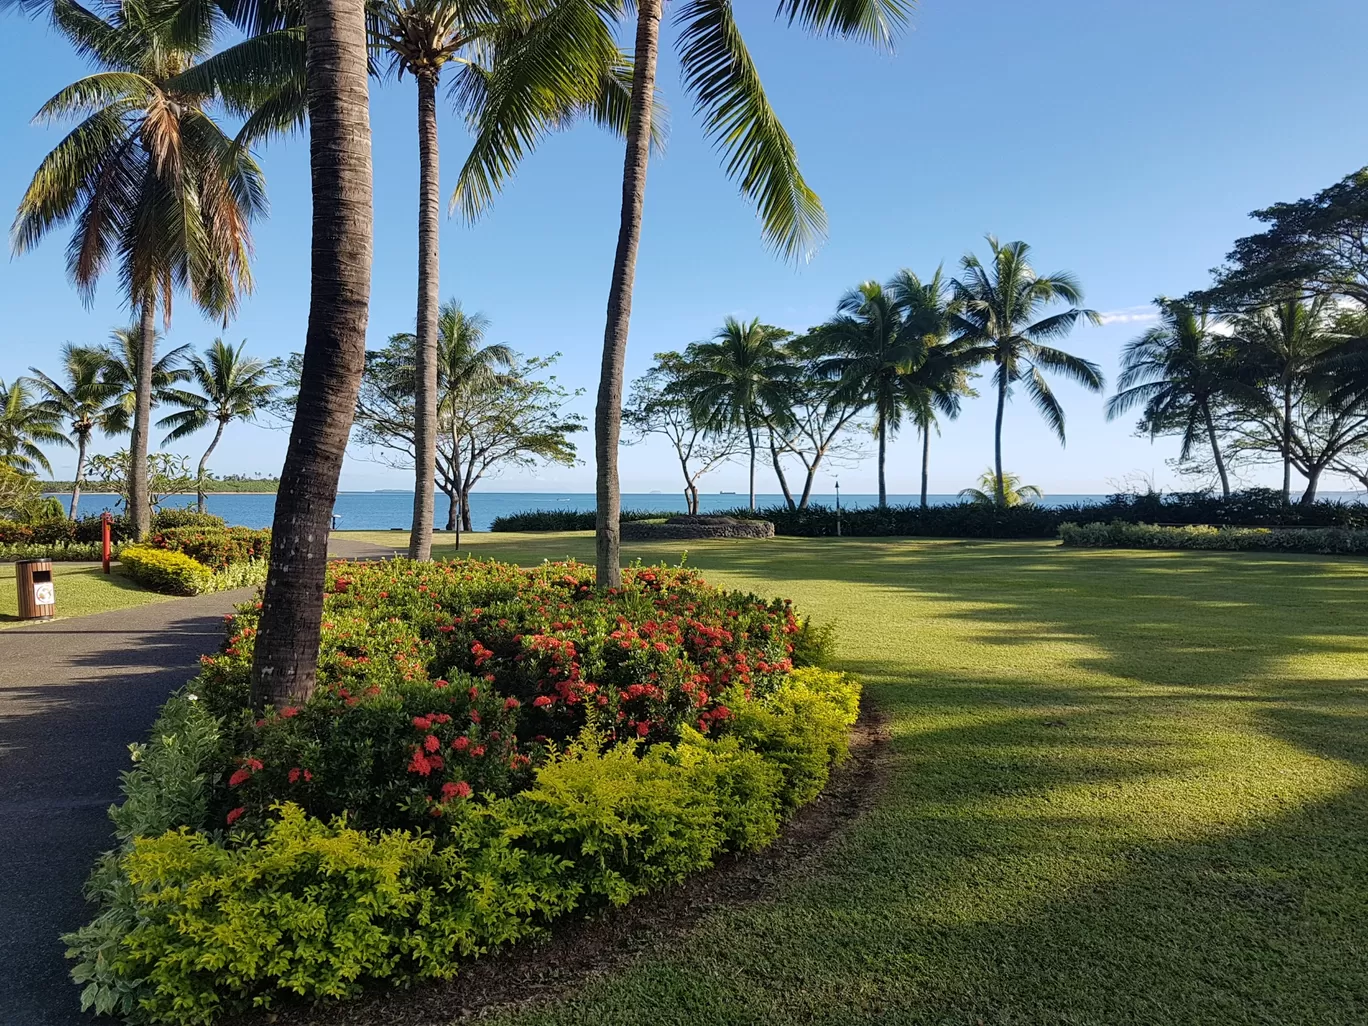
[15,558,56,620]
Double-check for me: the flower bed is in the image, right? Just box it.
[1058,520,1368,554]
[147,526,270,571]
[66,559,857,1024]
[119,545,268,596]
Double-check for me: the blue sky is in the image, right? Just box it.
[3,0,1368,497]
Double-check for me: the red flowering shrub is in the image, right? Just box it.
[189,558,825,836]
[147,526,270,571]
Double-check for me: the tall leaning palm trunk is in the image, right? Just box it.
[595,0,661,589]
[251,0,373,709]
[130,301,157,533]
[409,67,441,558]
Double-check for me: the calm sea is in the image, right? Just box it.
[45,490,1218,532]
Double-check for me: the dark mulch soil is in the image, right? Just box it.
[238,706,891,1026]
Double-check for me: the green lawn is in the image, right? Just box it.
[0,561,171,627]
[338,531,1368,1024]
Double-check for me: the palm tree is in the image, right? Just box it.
[958,469,1042,506]
[12,0,263,540]
[1107,299,1242,499]
[816,281,924,507]
[159,339,277,512]
[371,0,631,561]
[97,325,192,436]
[888,267,974,508]
[27,344,119,517]
[681,318,794,510]
[251,0,375,709]
[435,302,514,534]
[1232,296,1332,504]
[0,377,70,477]
[456,0,913,586]
[950,237,1103,507]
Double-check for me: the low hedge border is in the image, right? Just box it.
[64,559,859,1025]
[119,546,269,596]
[494,490,1368,538]
[1058,520,1368,554]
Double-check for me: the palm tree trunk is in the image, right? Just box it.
[408,69,441,561]
[877,411,887,508]
[1281,382,1293,505]
[128,299,156,539]
[994,369,1007,508]
[70,432,88,519]
[919,424,930,509]
[447,427,463,532]
[745,415,757,510]
[197,419,226,514]
[594,0,662,590]
[251,0,373,710]
[1201,401,1230,500]
[768,429,795,509]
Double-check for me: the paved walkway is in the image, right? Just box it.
[0,590,253,1026]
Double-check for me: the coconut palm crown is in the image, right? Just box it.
[950,236,1103,507]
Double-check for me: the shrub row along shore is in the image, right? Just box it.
[67,559,855,1025]
[490,489,1368,538]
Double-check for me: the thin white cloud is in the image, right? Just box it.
[1097,306,1160,326]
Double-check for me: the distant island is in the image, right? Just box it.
[44,475,280,494]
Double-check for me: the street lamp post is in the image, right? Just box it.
[835,479,842,538]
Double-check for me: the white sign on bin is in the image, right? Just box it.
[33,582,55,605]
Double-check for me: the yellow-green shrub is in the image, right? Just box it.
[729,668,861,810]
[119,546,268,596]
[119,546,215,596]
[105,804,579,1024]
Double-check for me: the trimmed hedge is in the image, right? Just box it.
[119,546,268,596]
[492,490,1368,539]
[0,541,108,561]
[491,508,673,532]
[64,559,860,1024]
[0,509,228,554]
[1059,520,1368,554]
[147,526,270,570]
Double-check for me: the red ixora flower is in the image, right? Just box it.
[226,807,246,826]
[442,781,473,800]
[504,697,520,710]
[532,695,555,708]
[424,733,441,753]
[280,706,299,719]
[228,767,253,788]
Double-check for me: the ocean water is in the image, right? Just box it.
[50,490,1171,532]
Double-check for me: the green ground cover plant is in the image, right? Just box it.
[66,558,856,1024]
[327,531,1368,1026]
[1060,519,1368,554]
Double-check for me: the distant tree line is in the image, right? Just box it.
[628,236,1101,511]
[1109,167,1368,504]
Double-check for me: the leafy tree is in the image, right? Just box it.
[681,318,795,511]
[85,449,197,511]
[1200,167,1368,310]
[958,468,1042,506]
[457,0,913,586]
[624,352,743,513]
[1107,299,1245,500]
[12,0,264,540]
[0,377,69,476]
[158,339,277,513]
[354,323,580,541]
[27,343,118,516]
[814,281,924,507]
[950,237,1103,507]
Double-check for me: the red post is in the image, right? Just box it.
[101,511,112,574]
